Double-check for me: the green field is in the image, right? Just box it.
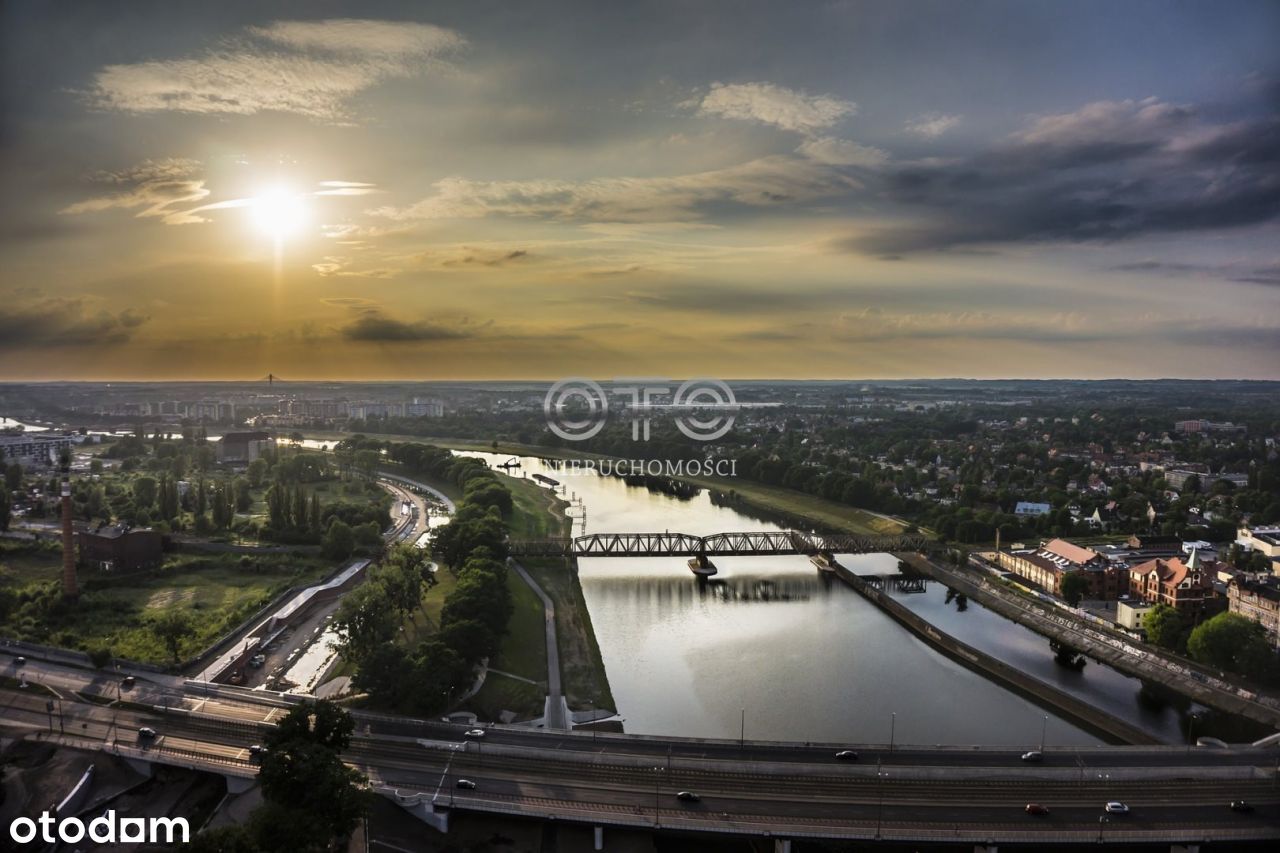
[0,543,338,665]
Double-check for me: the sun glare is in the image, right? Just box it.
[249,187,308,240]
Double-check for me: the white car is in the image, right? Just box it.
[1104,801,1130,814]
[464,728,486,739]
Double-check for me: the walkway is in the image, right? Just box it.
[508,558,567,730]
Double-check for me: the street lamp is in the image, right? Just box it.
[653,766,664,828]
[1040,715,1048,753]
[875,760,887,840]
[889,712,896,753]
[1187,712,1201,754]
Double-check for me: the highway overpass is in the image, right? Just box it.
[3,656,1278,848]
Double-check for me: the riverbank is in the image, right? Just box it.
[826,557,1161,744]
[303,430,908,538]
[897,553,1280,732]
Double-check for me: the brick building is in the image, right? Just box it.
[1127,548,1216,623]
[78,524,164,573]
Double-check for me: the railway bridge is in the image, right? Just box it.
[508,530,936,576]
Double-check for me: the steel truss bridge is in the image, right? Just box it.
[508,530,934,559]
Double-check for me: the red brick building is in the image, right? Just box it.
[78,524,164,573]
[1127,549,1216,623]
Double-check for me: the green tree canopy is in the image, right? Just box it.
[1142,603,1185,651]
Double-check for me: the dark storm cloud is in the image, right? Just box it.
[341,313,472,342]
[845,104,1280,255]
[0,298,148,348]
[1109,260,1280,287]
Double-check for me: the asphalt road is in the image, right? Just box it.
[4,680,1279,843]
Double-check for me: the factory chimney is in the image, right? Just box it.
[59,448,78,599]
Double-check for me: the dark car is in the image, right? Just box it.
[675,791,700,803]
[1025,803,1050,816]
[1020,751,1043,763]
[1230,801,1254,813]
[248,745,267,762]
[121,675,136,688]
[835,750,859,760]
[456,779,477,790]
[14,656,26,666]
[138,726,157,739]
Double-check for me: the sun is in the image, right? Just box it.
[249,187,308,240]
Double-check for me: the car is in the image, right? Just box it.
[455,779,477,790]
[1020,751,1043,763]
[121,675,136,688]
[1025,803,1050,816]
[835,750,859,760]
[14,656,25,666]
[675,791,700,803]
[138,727,157,739]
[1230,801,1254,813]
[1104,802,1130,815]
[464,728,486,739]
[248,745,267,761]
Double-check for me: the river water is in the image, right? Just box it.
[460,452,1158,747]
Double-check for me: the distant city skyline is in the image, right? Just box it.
[1,0,1277,380]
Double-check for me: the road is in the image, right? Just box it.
[3,653,1280,844]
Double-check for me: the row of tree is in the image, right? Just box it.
[1143,604,1278,682]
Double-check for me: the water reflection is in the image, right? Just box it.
[891,581,1270,744]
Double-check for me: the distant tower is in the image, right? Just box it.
[268,373,274,388]
[59,448,79,599]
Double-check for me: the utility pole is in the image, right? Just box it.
[889,712,896,753]
[739,708,745,748]
[1040,715,1048,753]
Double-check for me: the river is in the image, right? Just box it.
[458,451,1166,747]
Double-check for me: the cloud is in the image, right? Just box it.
[312,256,397,278]
[797,136,888,166]
[905,113,961,138]
[1112,259,1280,286]
[373,156,859,223]
[697,82,855,133]
[60,159,211,224]
[0,298,149,349]
[842,97,1280,254]
[341,313,472,342]
[64,166,378,227]
[83,19,464,122]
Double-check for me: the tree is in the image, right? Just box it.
[1060,573,1089,607]
[1142,604,1185,651]
[257,702,369,851]
[332,582,397,663]
[234,477,253,512]
[321,518,355,561]
[246,457,269,488]
[0,488,9,532]
[150,610,195,663]
[4,462,22,492]
[133,476,158,509]
[1187,612,1274,678]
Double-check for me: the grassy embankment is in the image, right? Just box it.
[308,431,907,537]
[0,540,336,664]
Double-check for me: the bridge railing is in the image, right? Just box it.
[508,531,934,558]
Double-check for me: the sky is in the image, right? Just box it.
[1,0,1278,381]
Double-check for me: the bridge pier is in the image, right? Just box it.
[594,825,604,850]
[773,839,791,853]
[688,555,717,577]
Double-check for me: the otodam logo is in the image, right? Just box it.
[9,811,190,846]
